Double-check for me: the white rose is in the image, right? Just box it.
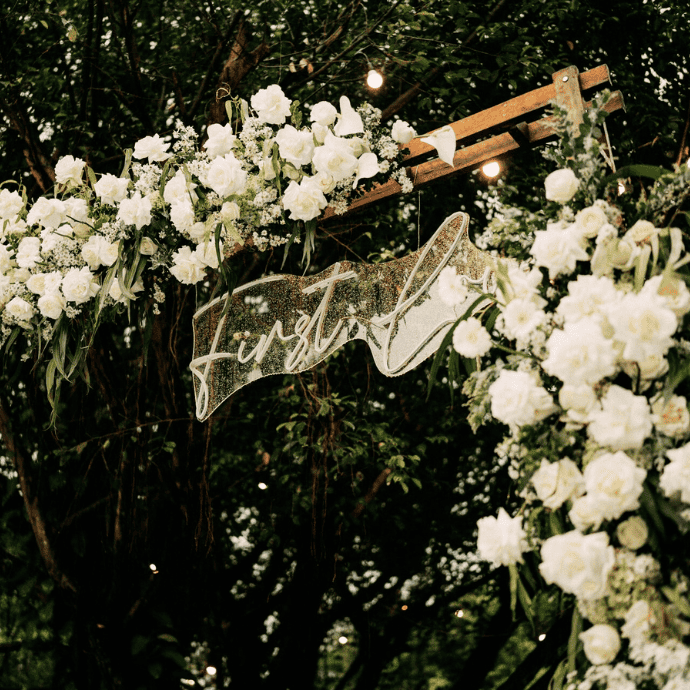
[641,274,690,319]
[660,443,690,503]
[275,125,315,167]
[139,237,158,255]
[94,174,129,206]
[170,201,195,232]
[221,201,241,224]
[452,317,492,358]
[168,246,206,284]
[531,458,585,510]
[204,123,236,159]
[194,239,222,270]
[282,178,328,222]
[0,189,24,220]
[204,154,248,198]
[62,197,91,237]
[27,271,61,295]
[607,290,676,363]
[488,370,557,428]
[309,101,338,126]
[556,274,620,325]
[37,290,66,319]
[621,353,669,382]
[391,120,416,144]
[542,318,617,387]
[108,278,143,303]
[16,237,42,269]
[117,192,153,230]
[312,132,359,182]
[311,171,336,194]
[544,168,580,203]
[539,530,615,600]
[54,155,86,186]
[132,133,171,163]
[574,204,607,239]
[559,384,600,425]
[616,516,648,550]
[579,625,621,665]
[621,600,654,642]
[530,222,589,279]
[188,221,207,241]
[26,197,67,229]
[651,394,690,438]
[81,235,105,270]
[587,385,652,451]
[437,266,469,306]
[476,508,529,567]
[61,266,100,304]
[0,244,13,274]
[569,495,603,532]
[625,219,657,244]
[5,296,34,323]
[250,84,291,125]
[583,451,646,521]
[163,170,198,206]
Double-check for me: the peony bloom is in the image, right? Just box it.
[544,168,579,203]
[488,370,557,428]
[54,155,86,186]
[587,385,652,451]
[452,317,492,358]
[660,443,690,503]
[26,197,67,230]
[251,84,291,125]
[117,192,153,230]
[579,625,621,665]
[204,123,236,159]
[559,384,600,425]
[530,221,588,279]
[539,530,615,600]
[569,495,603,532]
[282,177,328,222]
[61,266,100,304]
[542,318,617,387]
[275,124,315,168]
[132,133,171,163]
[531,458,585,510]
[391,120,416,144]
[477,508,529,567]
[583,451,646,521]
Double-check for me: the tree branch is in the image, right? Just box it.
[0,397,76,592]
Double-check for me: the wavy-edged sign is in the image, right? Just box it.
[190,212,492,421]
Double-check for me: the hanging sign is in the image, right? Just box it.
[190,212,492,421]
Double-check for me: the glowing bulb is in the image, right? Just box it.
[454,609,464,618]
[538,633,546,641]
[338,636,348,644]
[149,563,156,571]
[401,605,408,611]
[482,161,500,178]
[366,69,383,89]
[206,665,217,675]
[258,482,268,490]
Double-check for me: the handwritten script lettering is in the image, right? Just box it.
[190,212,492,421]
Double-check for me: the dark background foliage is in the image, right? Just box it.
[0,0,688,687]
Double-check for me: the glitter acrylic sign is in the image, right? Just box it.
[190,212,492,421]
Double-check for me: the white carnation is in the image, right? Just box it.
[309,101,338,126]
[476,508,529,567]
[0,189,24,220]
[275,125,315,167]
[531,458,585,510]
[204,154,248,198]
[251,84,291,125]
[452,317,492,358]
[587,385,652,451]
[61,266,100,304]
[204,123,236,159]
[132,133,171,163]
[488,370,557,428]
[54,155,86,186]
[16,237,42,269]
[117,192,152,230]
[530,221,588,279]
[26,197,67,229]
[169,246,206,284]
[94,174,129,206]
[282,178,328,222]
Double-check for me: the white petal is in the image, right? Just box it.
[420,125,456,167]
[353,152,379,188]
[334,96,364,136]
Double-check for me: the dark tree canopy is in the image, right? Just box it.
[0,1,688,688]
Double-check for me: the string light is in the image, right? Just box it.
[258,482,268,490]
[401,605,408,611]
[482,161,500,178]
[338,636,348,644]
[454,609,464,618]
[149,563,157,571]
[366,69,384,89]
[206,666,217,676]
[538,633,546,641]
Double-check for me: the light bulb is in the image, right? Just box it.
[454,609,464,618]
[482,161,500,178]
[206,665,217,675]
[366,69,383,89]
[258,482,268,490]
[338,636,348,644]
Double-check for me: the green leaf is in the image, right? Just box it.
[603,164,667,184]
[509,564,518,620]
[131,635,148,655]
[567,607,582,674]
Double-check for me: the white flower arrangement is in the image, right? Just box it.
[0,85,418,410]
[432,92,690,689]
